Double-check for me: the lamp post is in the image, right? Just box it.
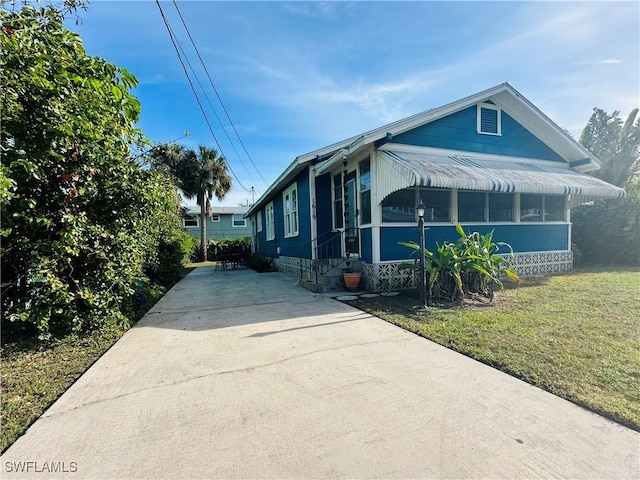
[416,200,427,308]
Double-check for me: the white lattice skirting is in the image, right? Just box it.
[363,250,573,292]
[274,256,312,277]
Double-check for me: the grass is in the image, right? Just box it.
[346,267,640,431]
[1,327,126,453]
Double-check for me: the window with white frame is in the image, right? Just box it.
[283,183,298,238]
[256,210,263,232]
[520,194,565,222]
[359,158,371,225]
[477,103,501,135]
[232,214,246,227]
[210,214,220,222]
[183,215,199,228]
[333,174,344,229]
[265,202,275,241]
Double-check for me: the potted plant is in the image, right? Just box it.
[342,261,362,292]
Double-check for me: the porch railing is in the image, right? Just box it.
[298,228,359,285]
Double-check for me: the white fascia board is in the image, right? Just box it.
[379,143,576,170]
[246,158,307,217]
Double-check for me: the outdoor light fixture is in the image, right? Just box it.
[416,200,427,308]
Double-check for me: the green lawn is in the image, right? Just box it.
[347,267,640,431]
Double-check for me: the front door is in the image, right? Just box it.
[344,174,359,255]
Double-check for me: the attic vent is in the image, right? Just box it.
[477,103,501,135]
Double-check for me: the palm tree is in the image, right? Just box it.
[152,144,232,260]
[579,108,640,187]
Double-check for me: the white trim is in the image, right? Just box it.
[232,214,247,227]
[282,182,299,238]
[183,215,199,228]
[265,202,275,241]
[309,167,318,259]
[210,214,220,222]
[477,103,502,136]
[256,210,263,232]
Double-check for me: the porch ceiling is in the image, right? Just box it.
[376,149,626,202]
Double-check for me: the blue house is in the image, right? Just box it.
[246,83,624,291]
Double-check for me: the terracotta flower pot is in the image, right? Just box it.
[343,272,362,292]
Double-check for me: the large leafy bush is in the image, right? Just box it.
[1,5,186,339]
[571,182,640,267]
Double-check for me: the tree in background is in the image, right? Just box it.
[152,145,232,261]
[572,107,640,266]
[579,108,640,187]
[1,4,186,339]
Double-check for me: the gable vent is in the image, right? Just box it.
[477,103,501,135]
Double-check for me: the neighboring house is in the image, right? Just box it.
[246,83,624,291]
[183,206,252,241]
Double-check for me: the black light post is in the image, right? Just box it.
[416,200,427,308]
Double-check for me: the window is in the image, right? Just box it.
[420,188,450,222]
[265,202,275,241]
[283,183,298,238]
[520,194,565,222]
[477,103,501,135]
[333,174,343,228]
[257,210,263,232]
[458,191,486,222]
[183,215,199,228]
[489,193,513,221]
[545,195,565,221]
[382,189,416,223]
[359,158,371,224]
[210,214,220,222]
[232,214,246,227]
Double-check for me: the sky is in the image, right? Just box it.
[69,1,639,206]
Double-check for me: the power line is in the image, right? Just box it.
[155,0,251,192]
[170,28,259,187]
[171,0,270,187]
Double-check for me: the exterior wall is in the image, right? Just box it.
[315,172,334,239]
[184,213,252,240]
[254,167,313,259]
[391,107,564,162]
[360,227,373,263]
[379,224,569,262]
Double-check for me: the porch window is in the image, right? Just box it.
[333,174,343,228]
[359,158,371,224]
[419,188,450,222]
[382,189,415,223]
[458,191,486,222]
[520,194,565,222]
[283,183,298,238]
[488,193,513,221]
[183,215,199,228]
[233,214,246,227]
[265,202,275,241]
[545,195,565,221]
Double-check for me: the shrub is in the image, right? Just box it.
[571,182,640,266]
[247,254,276,273]
[398,225,518,304]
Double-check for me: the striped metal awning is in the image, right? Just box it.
[376,150,626,203]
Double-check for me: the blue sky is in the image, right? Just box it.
[72,1,639,206]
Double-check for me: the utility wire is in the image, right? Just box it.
[171,0,269,187]
[171,27,259,187]
[155,0,250,192]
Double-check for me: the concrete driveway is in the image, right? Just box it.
[2,267,638,479]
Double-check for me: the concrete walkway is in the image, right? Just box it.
[2,268,638,479]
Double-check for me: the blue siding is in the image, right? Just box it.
[391,106,564,162]
[257,168,313,259]
[380,224,569,261]
[316,173,333,237]
[360,227,373,263]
